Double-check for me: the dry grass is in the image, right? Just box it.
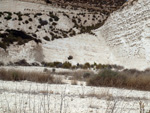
[53,76,64,84]
[69,70,94,81]
[87,69,150,91]
[86,90,113,100]
[0,69,55,83]
[71,80,77,85]
[55,70,94,82]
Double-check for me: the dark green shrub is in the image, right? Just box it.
[62,62,72,69]
[18,17,22,21]
[49,18,53,22]
[0,42,7,49]
[53,16,59,21]
[3,12,12,20]
[29,26,32,29]
[39,18,48,26]
[0,29,41,48]
[32,34,37,37]
[0,12,3,17]
[43,36,50,41]
[96,64,102,69]
[68,55,73,60]
[31,62,40,66]
[45,0,52,4]
[35,13,42,17]
[37,25,41,28]
[29,18,32,21]
[24,13,30,16]
[25,20,29,24]
[0,62,4,66]
[52,22,57,26]
[54,62,63,68]
[49,12,59,21]
[83,62,91,69]
[4,15,12,20]
[52,68,56,73]
[15,12,23,21]
[14,59,30,66]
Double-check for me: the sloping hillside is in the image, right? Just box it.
[0,0,125,65]
[97,0,150,70]
[1,0,148,70]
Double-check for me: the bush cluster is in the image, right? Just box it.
[41,61,124,70]
[42,61,72,69]
[87,69,150,91]
[39,18,48,26]
[0,29,41,49]
[43,36,50,41]
[49,12,59,21]
[4,12,12,20]
[0,62,4,66]
[0,69,54,83]
[14,59,30,66]
[14,12,23,21]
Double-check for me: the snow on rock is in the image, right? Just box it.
[0,80,150,113]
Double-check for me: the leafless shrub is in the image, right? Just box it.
[86,90,113,100]
[53,77,64,84]
[71,70,94,81]
[0,69,54,83]
[71,80,77,85]
[87,69,150,91]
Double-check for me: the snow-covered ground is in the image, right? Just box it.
[0,80,150,113]
[0,66,150,113]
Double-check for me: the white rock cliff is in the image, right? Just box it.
[0,0,150,70]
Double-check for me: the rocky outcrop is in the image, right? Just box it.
[2,0,150,70]
[97,0,150,70]
[0,0,108,65]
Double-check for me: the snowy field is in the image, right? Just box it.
[0,80,150,113]
[0,66,150,113]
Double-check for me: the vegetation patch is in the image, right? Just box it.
[14,12,23,21]
[34,13,42,17]
[14,59,30,66]
[42,61,72,69]
[0,62,4,66]
[0,12,3,17]
[39,18,48,26]
[4,12,12,20]
[0,29,41,49]
[0,69,54,83]
[49,12,59,21]
[87,69,150,91]
[43,36,50,41]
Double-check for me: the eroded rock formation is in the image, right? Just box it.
[97,0,150,70]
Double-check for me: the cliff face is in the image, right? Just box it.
[0,0,110,64]
[1,0,150,70]
[97,0,150,70]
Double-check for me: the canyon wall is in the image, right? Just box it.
[97,0,150,70]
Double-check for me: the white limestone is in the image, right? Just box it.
[1,0,150,70]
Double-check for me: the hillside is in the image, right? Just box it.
[1,0,149,70]
[0,0,126,65]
